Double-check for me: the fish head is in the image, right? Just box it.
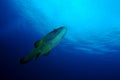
[44,26,67,42]
[53,26,67,34]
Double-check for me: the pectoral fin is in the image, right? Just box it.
[44,51,50,56]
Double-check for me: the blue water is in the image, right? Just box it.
[0,0,120,80]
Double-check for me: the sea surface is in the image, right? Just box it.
[0,0,120,80]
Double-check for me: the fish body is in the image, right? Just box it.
[19,26,67,64]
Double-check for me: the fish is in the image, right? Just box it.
[19,26,67,64]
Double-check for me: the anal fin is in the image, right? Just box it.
[44,51,50,56]
[34,53,41,60]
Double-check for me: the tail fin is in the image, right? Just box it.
[19,48,41,64]
[19,56,32,64]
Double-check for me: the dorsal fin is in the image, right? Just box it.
[34,40,40,48]
[34,40,44,48]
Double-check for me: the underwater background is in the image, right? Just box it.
[0,0,120,80]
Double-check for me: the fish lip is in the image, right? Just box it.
[59,26,67,29]
[54,26,67,33]
[57,26,67,32]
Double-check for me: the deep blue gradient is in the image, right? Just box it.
[0,0,120,80]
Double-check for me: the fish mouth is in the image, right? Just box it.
[58,26,67,30]
[55,26,67,33]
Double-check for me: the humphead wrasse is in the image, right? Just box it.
[19,26,67,64]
